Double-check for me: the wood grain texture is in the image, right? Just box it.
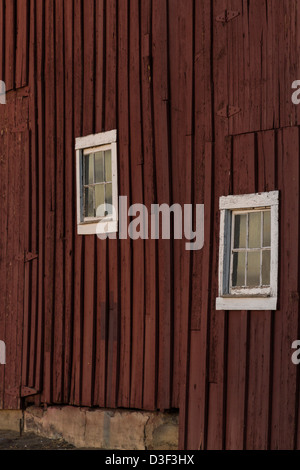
[0,0,300,452]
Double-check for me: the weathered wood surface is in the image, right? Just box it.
[0,0,299,450]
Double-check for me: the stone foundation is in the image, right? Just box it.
[22,406,179,450]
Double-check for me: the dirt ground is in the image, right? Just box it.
[0,430,76,450]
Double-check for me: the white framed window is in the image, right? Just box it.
[216,191,279,311]
[75,130,118,235]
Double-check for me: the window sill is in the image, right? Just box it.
[216,296,277,311]
[77,220,118,236]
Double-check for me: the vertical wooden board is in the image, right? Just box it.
[186,330,204,450]
[26,0,39,392]
[186,143,213,450]
[278,1,298,129]
[70,0,84,406]
[245,130,276,450]
[225,311,248,450]
[167,0,181,410]
[0,104,8,408]
[105,0,120,410]
[34,0,45,398]
[232,133,256,195]
[0,0,4,79]
[225,133,255,449]
[93,0,108,408]
[4,98,24,409]
[4,0,15,91]
[51,0,65,404]
[63,0,74,404]
[184,0,213,448]
[296,0,300,126]
[21,119,30,390]
[245,312,272,449]
[43,0,56,404]
[257,130,276,193]
[15,0,29,88]
[168,0,193,411]
[206,0,231,449]
[152,0,172,411]
[270,127,299,449]
[128,0,145,410]
[80,0,96,407]
[227,0,245,135]
[141,0,158,412]
[116,0,132,409]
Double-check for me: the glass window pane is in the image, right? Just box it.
[249,212,261,248]
[263,211,271,247]
[105,150,112,182]
[95,184,105,217]
[262,250,271,286]
[234,214,247,249]
[247,251,261,287]
[95,152,104,183]
[84,187,94,218]
[105,183,113,215]
[85,154,94,185]
[232,252,246,287]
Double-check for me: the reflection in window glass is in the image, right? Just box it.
[234,214,247,249]
[248,212,261,248]
[247,251,261,287]
[85,187,94,218]
[85,154,94,185]
[263,211,271,247]
[232,252,246,287]
[95,152,104,183]
[262,250,271,285]
[105,151,112,182]
[95,184,105,217]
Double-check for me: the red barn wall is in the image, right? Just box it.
[0,0,300,450]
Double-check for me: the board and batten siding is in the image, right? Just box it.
[0,0,300,450]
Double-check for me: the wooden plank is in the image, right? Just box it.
[63,0,74,404]
[70,0,84,406]
[15,0,29,88]
[0,0,4,80]
[0,101,8,408]
[141,0,157,411]
[4,97,24,409]
[43,0,56,404]
[81,0,96,407]
[116,0,132,410]
[105,0,119,409]
[168,0,181,412]
[206,0,230,450]
[25,0,38,393]
[93,0,108,408]
[50,0,65,404]
[128,0,145,410]
[186,143,213,450]
[245,130,275,449]
[152,0,172,411]
[270,127,299,449]
[184,0,213,448]
[34,0,45,400]
[225,133,255,450]
[4,0,15,91]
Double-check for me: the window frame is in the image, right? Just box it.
[75,130,118,235]
[216,191,279,311]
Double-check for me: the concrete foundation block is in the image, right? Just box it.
[24,406,179,450]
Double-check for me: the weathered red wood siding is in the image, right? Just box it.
[0,0,300,450]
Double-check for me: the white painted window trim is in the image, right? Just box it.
[75,130,118,236]
[216,191,279,311]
